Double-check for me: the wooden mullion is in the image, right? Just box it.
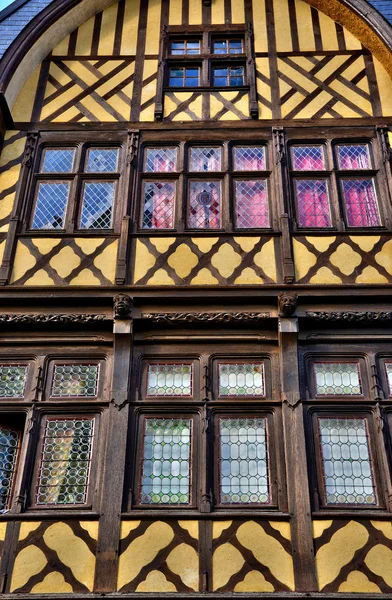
[245,23,258,119]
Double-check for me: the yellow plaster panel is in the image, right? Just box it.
[375,239,392,274]
[31,238,61,255]
[356,266,388,284]
[371,521,392,540]
[338,571,381,593]
[234,571,274,592]
[1,132,26,161]
[168,0,182,25]
[213,521,233,539]
[94,240,118,282]
[140,60,158,121]
[351,236,380,252]
[329,243,361,276]
[75,238,106,254]
[318,10,338,50]
[234,267,264,284]
[211,243,242,278]
[98,3,118,55]
[313,520,333,539]
[50,246,81,278]
[343,27,362,51]
[10,243,36,283]
[309,266,342,284]
[234,237,258,253]
[75,17,94,55]
[134,240,156,282]
[211,0,225,24]
[236,521,294,590]
[52,35,70,56]
[43,522,95,591]
[168,244,198,278]
[150,237,176,253]
[190,268,219,285]
[31,571,73,593]
[10,545,47,591]
[253,0,267,53]
[269,521,291,541]
[253,239,277,281]
[315,521,369,590]
[189,0,202,24]
[79,522,99,540]
[365,545,392,587]
[166,543,199,590]
[117,521,174,590]
[274,0,292,52]
[295,0,315,51]
[256,58,272,119]
[212,543,245,590]
[146,268,175,285]
[231,0,245,24]
[0,522,6,542]
[121,0,140,53]
[306,236,336,252]
[18,522,41,541]
[11,67,40,122]
[69,269,102,285]
[178,521,198,539]
[136,570,177,592]
[120,521,142,539]
[191,237,219,253]
[293,239,317,281]
[0,241,6,265]
[145,0,161,54]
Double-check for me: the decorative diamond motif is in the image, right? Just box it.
[190,147,221,172]
[235,180,269,228]
[80,182,114,229]
[147,364,192,396]
[86,148,119,172]
[0,365,28,398]
[0,426,20,510]
[51,364,99,397]
[342,179,380,227]
[140,418,191,505]
[189,181,221,228]
[319,417,376,505]
[36,418,94,505]
[291,145,325,170]
[145,148,178,173]
[337,145,371,170]
[41,149,75,173]
[295,179,331,227]
[219,363,264,396]
[219,417,269,504]
[31,182,70,229]
[142,182,175,229]
[315,362,361,395]
[234,147,266,171]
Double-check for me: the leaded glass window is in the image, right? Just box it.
[190,147,221,172]
[291,145,325,171]
[0,426,20,510]
[140,418,192,505]
[51,364,99,398]
[219,363,265,396]
[341,179,380,227]
[0,365,28,398]
[142,181,176,229]
[41,148,75,173]
[147,364,192,396]
[337,144,371,170]
[188,181,221,229]
[145,148,178,173]
[235,180,269,228]
[219,417,269,504]
[314,362,362,396]
[32,182,70,229]
[86,148,119,173]
[295,179,331,228]
[80,181,115,229]
[318,417,376,505]
[385,363,392,396]
[36,418,94,505]
[234,146,266,171]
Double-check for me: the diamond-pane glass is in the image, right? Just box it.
[145,148,178,173]
[235,180,269,228]
[142,182,175,229]
[41,149,75,173]
[219,418,269,504]
[337,145,371,170]
[219,364,265,396]
[80,182,114,229]
[234,147,266,171]
[31,182,69,229]
[295,179,331,227]
[0,365,27,398]
[51,364,99,397]
[319,418,376,505]
[292,146,325,170]
[342,179,380,227]
[36,418,94,505]
[315,363,362,395]
[190,147,221,172]
[147,364,192,396]
[188,181,221,228]
[0,426,20,510]
[140,418,191,505]
[86,149,118,172]
[386,363,392,396]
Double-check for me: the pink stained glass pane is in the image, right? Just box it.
[234,147,266,171]
[188,181,221,229]
[337,145,371,170]
[190,147,221,172]
[342,179,380,227]
[145,148,177,172]
[295,179,331,227]
[235,180,269,228]
[142,182,175,229]
[292,146,325,171]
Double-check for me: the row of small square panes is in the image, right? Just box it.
[39,147,119,174]
[170,39,244,55]
[0,363,100,399]
[291,143,373,171]
[143,145,266,173]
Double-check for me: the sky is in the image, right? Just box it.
[0,0,14,10]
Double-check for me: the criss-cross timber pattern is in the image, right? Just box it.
[40,60,135,122]
[163,92,250,121]
[212,520,294,591]
[278,53,372,119]
[132,236,278,285]
[10,237,118,285]
[0,132,26,243]
[293,235,392,284]
[9,521,98,593]
[256,58,273,119]
[314,520,392,592]
[117,520,199,592]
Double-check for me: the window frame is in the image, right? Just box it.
[212,357,271,401]
[45,358,105,401]
[304,355,369,401]
[140,357,200,401]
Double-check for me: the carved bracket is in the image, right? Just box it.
[278,292,298,317]
[307,311,392,322]
[141,311,270,323]
[0,314,106,324]
[22,131,39,168]
[114,294,133,320]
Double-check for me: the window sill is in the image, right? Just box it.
[165,86,250,93]
[123,510,289,518]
